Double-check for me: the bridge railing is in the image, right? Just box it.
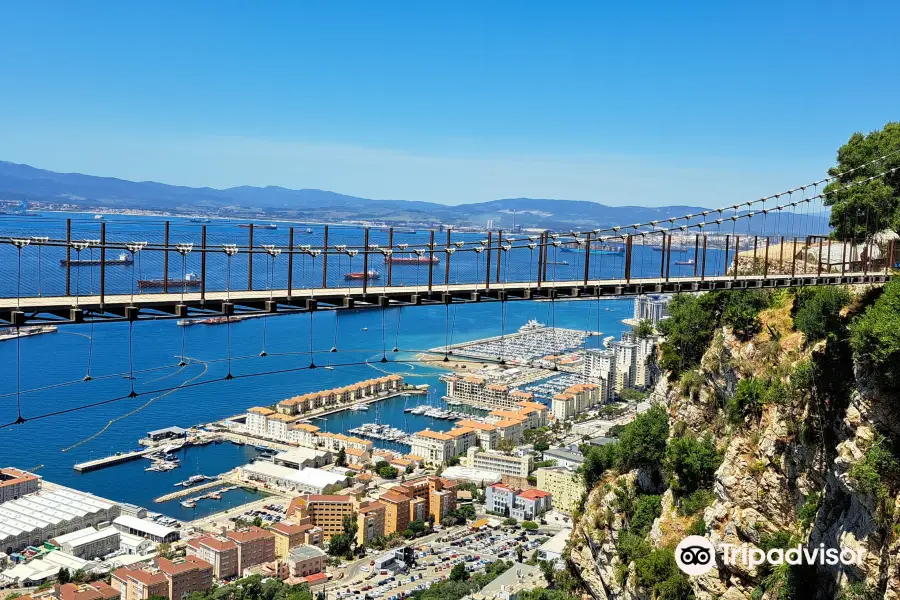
[0,217,895,302]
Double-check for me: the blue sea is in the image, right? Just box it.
[0,213,641,518]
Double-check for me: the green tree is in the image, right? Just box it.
[617,405,669,471]
[450,562,469,581]
[516,544,524,562]
[633,550,693,600]
[850,278,900,392]
[497,438,517,453]
[628,495,661,538]
[342,514,358,539]
[664,432,721,496]
[657,293,722,376]
[634,319,655,339]
[252,516,263,527]
[57,567,71,584]
[327,533,352,557]
[793,287,851,342]
[534,440,550,452]
[521,520,539,530]
[823,122,900,241]
[336,447,347,467]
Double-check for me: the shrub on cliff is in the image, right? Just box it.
[850,279,900,392]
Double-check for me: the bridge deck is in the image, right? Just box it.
[0,271,888,325]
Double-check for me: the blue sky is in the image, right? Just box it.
[0,1,897,206]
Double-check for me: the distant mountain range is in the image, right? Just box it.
[0,160,829,234]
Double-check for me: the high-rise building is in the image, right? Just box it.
[288,495,356,540]
[535,466,585,514]
[379,491,412,535]
[633,294,671,325]
[226,527,276,573]
[185,535,239,579]
[356,501,386,545]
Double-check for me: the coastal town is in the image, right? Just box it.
[0,295,670,600]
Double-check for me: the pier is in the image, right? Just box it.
[155,478,224,503]
[73,448,157,472]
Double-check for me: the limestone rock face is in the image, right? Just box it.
[571,314,900,599]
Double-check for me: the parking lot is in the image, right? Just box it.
[328,526,551,600]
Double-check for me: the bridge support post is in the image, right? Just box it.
[247,223,254,291]
[658,232,665,279]
[792,237,798,277]
[763,237,769,278]
[201,225,207,303]
[363,228,370,296]
[322,226,329,289]
[733,235,740,280]
[723,235,730,278]
[817,238,824,277]
[536,232,544,289]
[65,218,71,296]
[584,232,592,285]
[387,227,394,287]
[666,233,672,281]
[693,235,700,278]
[427,230,435,293]
[485,231,492,290]
[99,222,106,308]
[445,229,452,285]
[69,307,84,323]
[624,235,633,282]
[495,230,503,283]
[164,221,170,294]
[700,235,708,280]
[287,227,294,300]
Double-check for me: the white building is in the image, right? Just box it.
[611,340,638,393]
[633,294,671,325]
[246,407,275,437]
[0,487,121,554]
[112,515,179,543]
[465,448,533,478]
[274,447,332,469]
[240,462,350,494]
[51,526,120,560]
[583,349,614,401]
[410,430,455,466]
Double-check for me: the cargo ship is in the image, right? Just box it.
[344,270,381,281]
[560,243,625,256]
[675,259,695,266]
[138,273,202,289]
[60,252,134,267]
[189,217,211,223]
[0,325,59,342]
[238,223,277,230]
[383,255,440,265]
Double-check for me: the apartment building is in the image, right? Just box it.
[276,376,404,416]
[287,545,327,579]
[390,476,457,525]
[157,557,214,600]
[633,294,671,325]
[535,466,585,514]
[485,410,526,443]
[356,501,386,546]
[550,383,600,421]
[111,565,167,600]
[288,423,321,448]
[112,556,213,600]
[245,407,275,437]
[288,495,355,540]
[57,582,120,600]
[0,467,40,504]
[454,419,499,450]
[409,430,455,466]
[269,521,312,559]
[485,484,552,521]
[611,340,638,393]
[378,491,411,535]
[465,448,533,478]
[185,535,239,579]
[225,527,276,574]
[317,432,374,454]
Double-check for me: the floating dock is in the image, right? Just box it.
[155,478,224,503]
[73,447,157,472]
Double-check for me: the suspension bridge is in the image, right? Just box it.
[0,158,897,327]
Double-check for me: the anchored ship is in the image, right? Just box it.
[60,252,134,267]
[138,273,202,289]
[383,255,440,265]
[344,270,381,281]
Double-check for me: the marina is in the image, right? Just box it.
[0,325,58,342]
[348,423,414,445]
[403,405,470,420]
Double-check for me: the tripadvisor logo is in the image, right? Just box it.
[675,536,863,576]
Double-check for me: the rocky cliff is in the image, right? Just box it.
[568,287,900,600]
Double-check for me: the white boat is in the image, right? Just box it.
[519,319,545,333]
[181,500,196,508]
[349,403,369,411]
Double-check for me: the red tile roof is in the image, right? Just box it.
[518,489,551,500]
